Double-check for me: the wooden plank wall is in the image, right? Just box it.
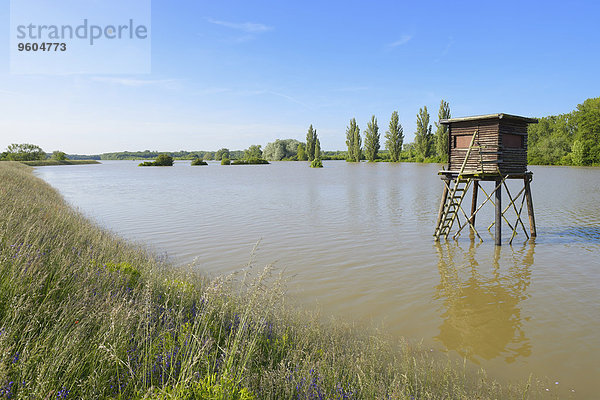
[448,120,499,172]
[447,118,528,174]
[498,120,528,174]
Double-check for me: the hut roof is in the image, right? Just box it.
[440,113,538,125]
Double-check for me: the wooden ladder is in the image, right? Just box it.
[434,129,480,240]
[434,178,472,239]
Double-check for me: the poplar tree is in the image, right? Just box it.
[310,138,323,167]
[346,119,355,161]
[345,118,362,162]
[306,125,317,161]
[364,115,380,161]
[385,111,403,162]
[434,100,451,161]
[414,106,433,159]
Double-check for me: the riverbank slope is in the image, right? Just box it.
[0,162,544,399]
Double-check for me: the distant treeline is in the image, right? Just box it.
[99,150,245,161]
[78,148,348,162]
[6,96,598,166]
[527,97,600,166]
[66,154,102,160]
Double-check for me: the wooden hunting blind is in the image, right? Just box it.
[434,114,538,245]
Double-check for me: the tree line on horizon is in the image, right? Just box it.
[527,97,600,166]
[2,97,598,166]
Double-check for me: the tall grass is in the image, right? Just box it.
[0,162,546,399]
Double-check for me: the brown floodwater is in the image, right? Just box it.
[36,160,600,397]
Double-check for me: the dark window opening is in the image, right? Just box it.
[502,133,525,149]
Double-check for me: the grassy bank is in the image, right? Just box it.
[0,162,545,399]
[16,160,100,166]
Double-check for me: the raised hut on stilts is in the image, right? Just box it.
[433,113,538,245]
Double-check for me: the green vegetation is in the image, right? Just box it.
[528,97,600,166]
[65,154,102,160]
[310,138,323,168]
[296,143,308,161]
[310,159,323,168]
[342,103,449,164]
[346,118,362,162]
[19,160,100,166]
[385,111,404,162]
[139,154,174,167]
[221,157,231,165]
[11,96,598,170]
[262,139,302,161]
[51,151,68,161]
[230,146,269,165]
[0,161,546,399]
[364,115,380,162]
[215,148,230,161]
[339,96,599,165]
[191,158,208,166]
[414,106,434,160]
[305,125,323,165]
[243,145,263,160]
[1,143,46,161]
[101,150,245,161]
[434,100,451,163]
[231,158,269,165]
[305,125,317,161]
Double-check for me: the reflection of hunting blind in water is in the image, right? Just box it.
[433,114,538,245]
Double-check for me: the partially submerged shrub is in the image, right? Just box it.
[155,154,174,166]
[231,158,269,165]
[221,157,231,165]
[310,158,323,168]
[191,158,208,166]
[139,154,174,166]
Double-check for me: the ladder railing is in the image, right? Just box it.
[434,129,481,240]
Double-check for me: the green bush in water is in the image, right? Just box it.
[191,158,208,166]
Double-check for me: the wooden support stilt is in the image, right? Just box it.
[502,180,529,243]
[470,180,479,228]
[495,179,502,246]
[435,182,449,239]
[434,113,538,243]
[524,176,537,238]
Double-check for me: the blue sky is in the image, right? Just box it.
[1,0,599,154]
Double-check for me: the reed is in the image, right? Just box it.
[0,162,546,399]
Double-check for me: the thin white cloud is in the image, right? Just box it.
[265,90,312,109]
[388,35,413,48]
[206,18,272,33]
[234,89,312,109]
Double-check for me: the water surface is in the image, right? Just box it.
[36,161,600,397]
